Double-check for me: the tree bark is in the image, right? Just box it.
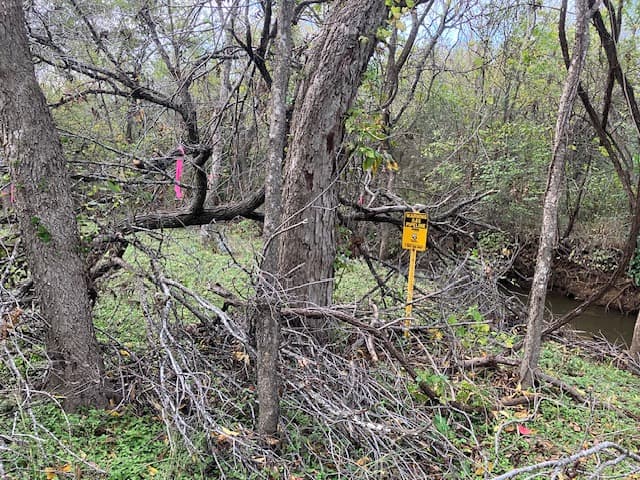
[631,310,640,358]
[255,0,293,436]
[0,0,107,410]
[277,0,388,323]
[520,0,592,387]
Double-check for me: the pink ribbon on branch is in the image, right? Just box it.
[174,145,185,199]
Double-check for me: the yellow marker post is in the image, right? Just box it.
[401,211,428,337]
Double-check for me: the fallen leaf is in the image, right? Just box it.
[232,350,250,365]
[60,464,73,473]
[44,467,57,480]
[474,462,493,475]
[517,424,532,436]
[148,465,158,476]
[428,328,443,341]
[356,456,371,466]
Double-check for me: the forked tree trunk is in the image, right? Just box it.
[0,0,108,410]
[520,0,592,387]
[278,0,388,325]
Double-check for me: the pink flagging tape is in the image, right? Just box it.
[174,146,185,199]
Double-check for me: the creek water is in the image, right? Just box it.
[545,293,635,346]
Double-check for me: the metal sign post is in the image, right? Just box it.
[401,211,428,337]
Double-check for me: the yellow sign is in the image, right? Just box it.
[402,212,428,251]
[402,211,428,337]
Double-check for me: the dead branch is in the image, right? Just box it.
[283,306,485,414]
[119,187,265,233]
[490,441,640,480]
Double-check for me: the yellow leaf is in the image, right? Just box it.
[428,328,443,341]
[44,467,57,480]
[221,426,240,437]
[514,410,529,419]
[475,462,493,475]
[119,349,130,357]
[356,456,371,466]
[148,465,158,476]
[232,350,250,365]
[60,464,73,473]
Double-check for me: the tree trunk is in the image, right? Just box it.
[0,0,108,411]
[520,0,592,387]
[278,0,388,322]
[631,310,640,357]
[255,0,294,436]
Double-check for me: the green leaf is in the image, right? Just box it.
[467,305,483,323]
[433,414,449,435]
[106,181,122,193]
[362,156,375,171]
[36,224,52,243]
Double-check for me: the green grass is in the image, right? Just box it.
[1,405,176,480]
[93,226,256,347]
[478,343,640,478]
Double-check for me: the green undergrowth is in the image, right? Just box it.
[478,343,640,477]
[4,342,640,479]
[0,404,195,480]
[4,226,640,479]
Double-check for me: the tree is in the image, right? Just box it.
[0,0,108,410]
[277,0,389,321]
[255,0,293,435]
[519,0,593,387]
